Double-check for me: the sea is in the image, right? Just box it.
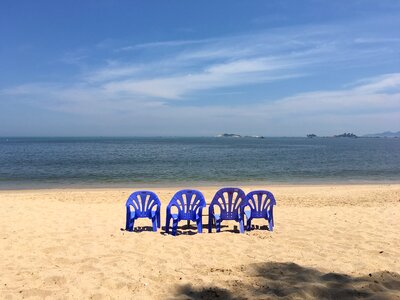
[0,137,399,189]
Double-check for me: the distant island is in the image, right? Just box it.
[217,133,265,139]
[218,131,399,139]
[217,133,241,138]
[334,133,358,138]
[362,131,400,138]
[307,133,358,138]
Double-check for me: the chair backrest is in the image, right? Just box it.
[167,189,206,220]
[126,191,161,218]
[209,187,247,220]
[245,190,276,218]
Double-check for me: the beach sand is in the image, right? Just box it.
[1,184,400,299]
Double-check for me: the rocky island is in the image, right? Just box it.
[217,133,265,139]
[334,133,358,138]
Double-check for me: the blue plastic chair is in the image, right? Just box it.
[125,191,161,232]
[208,187,247,233]
[165,189,206,236]
[244,190,276,231]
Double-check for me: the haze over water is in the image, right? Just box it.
[0,137,399,188]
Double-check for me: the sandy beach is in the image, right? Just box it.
[1,184,400,299]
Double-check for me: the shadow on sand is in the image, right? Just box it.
[159,223,233,236]
[121,221,271,235]
[174,262,400,299]
[160,223,266,235]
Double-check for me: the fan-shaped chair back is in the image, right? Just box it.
[125,190,161,232]
[166,189,206,235]
[167,189,206,220]
[209,187,246,220]
[126,190,161,218]
[244,190,276,231]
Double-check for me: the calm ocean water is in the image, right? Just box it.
[0,137,399,188]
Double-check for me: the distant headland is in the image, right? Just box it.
[307,131,399,138]
[362,131,400,138]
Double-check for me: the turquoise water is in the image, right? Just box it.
[0,137,399,188]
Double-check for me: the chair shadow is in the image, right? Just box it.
[162,223,261,235]
[160,223,230,236]
[121,223,271,234]
[208,224,258,234]
[120,226,156,233]
[208,225,241,234]
[173,262,400,299]
[247,224,270,231]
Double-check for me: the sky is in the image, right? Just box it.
[0,0,399,137]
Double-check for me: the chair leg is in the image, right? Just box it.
[270,208,275,228]
[157,210,161,229]
[216,219,221,233]
[268,219,274,231]
[197,219,202,233]
[126,221,133,231]
[125,210,132,231]
[239,219,245,233]
[172,219,179,236]
[165,215,171,234]
[130,219,135,232]
[246,219,252,231]
[151,217,157,232]
[125,220,132,231]
[208,214,213,233]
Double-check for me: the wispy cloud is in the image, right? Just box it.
[115,38,213,52]
[264,73,400,116]
[354,37,400,44]
[3,72,399,134]
[2,19,400,135]
[84,64,142,83]
[103,56,305,99]
[45,21,399,102]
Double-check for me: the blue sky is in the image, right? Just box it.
[1,0,399,136]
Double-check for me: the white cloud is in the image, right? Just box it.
[2,20,400,135]
[103,56,304,99]
[3,73,399,135]
[354,73,400,93]
[354,37,400,44]
[116,38,213,52]
[84,65,141,83]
